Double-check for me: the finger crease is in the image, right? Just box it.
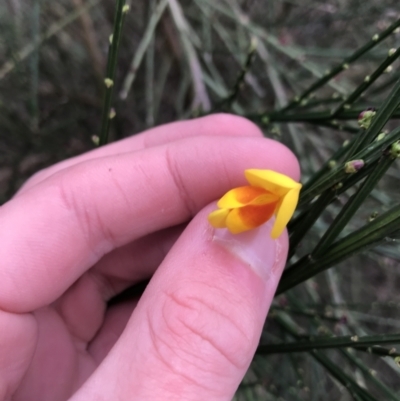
[165,147,196,217]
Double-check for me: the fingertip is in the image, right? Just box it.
[197,113,264,138]
[200,114,301,182]
[266,139,301,182]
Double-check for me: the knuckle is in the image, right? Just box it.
[148,283,254,375]
[55,173,116,254]
[164,147,196,216]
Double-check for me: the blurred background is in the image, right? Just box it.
[1,1,400,400]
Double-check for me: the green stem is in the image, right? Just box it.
[289,158,384,252]
[145,0,156,127]
[299,126,400,206]
[119,0,168,100]
[212,37,257,112]
[310,351,378,401]
[349,77,400,155]
[332,47,400,116]
[277,18,400,113]
[29,0,40,132]
[302,136,355,192]
[99,0,128,146]
[279,204,400,294]
[0,0,101,81]
[258,333,400,354]
[338,347,400,401]
[312,155,395,257]
[274,312,379,401]
[250,108,400,125]
[289,190,336,255]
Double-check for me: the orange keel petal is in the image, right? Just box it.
[217,186,269,208]
[225,203,277,234]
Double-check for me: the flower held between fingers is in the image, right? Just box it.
[208,169,302,239]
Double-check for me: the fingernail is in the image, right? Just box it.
[212,219,284,281]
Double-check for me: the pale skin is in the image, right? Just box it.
[0,114,300,401]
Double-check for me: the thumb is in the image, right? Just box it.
[71,205,288,401]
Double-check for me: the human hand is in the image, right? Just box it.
[0,114,299,401]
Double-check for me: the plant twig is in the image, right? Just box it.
[71,0,105,91]
[279,203,400,294]
[119,0,168,100]
[258,333,400,354]
[167,0,210,112]
[212,37,257,112]
[98,0,128,146]
[0,0,101,80]
[279,18,400,113]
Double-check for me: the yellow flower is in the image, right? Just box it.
[208,169,302,239]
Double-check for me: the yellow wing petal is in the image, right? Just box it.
[208,208,229,228]
[225,208,252,234]
[245,169,301,196]
[270,187,300,239]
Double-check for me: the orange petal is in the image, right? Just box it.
[217,186,278,208]
[225,203,277,234]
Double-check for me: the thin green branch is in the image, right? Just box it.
[258,333,400,354]
[301,137,356,192]
[349,77,400,156]
[312,155,395,258]
[332,47,400,116]
[279,204,400,294]
[195,0,348,95]
[278,18,400,113]
[168,0,210,112]
[29,0,40,131]
[273,312,380,401]
[311,351,379,401]
[212,37,257,112]
[145,0,156,127]
[289,157,388,257]
[119,0,168,100]
[99,0,128,146]
[273,299,400,401]
[299,126,400,206]
[338,347,400,401]
[250,108,400,125]
[0,0,101,80]
[289,190,336,255]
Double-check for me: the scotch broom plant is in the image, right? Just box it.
[1,0,400,399]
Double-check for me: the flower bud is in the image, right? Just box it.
[344,159,365,173]
[390,141,400,158]
[104,78,114,88]
[358,108,376,129]
[375,132,387,141]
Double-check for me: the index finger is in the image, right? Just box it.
[0,134,299,313]
[18,114,264,195]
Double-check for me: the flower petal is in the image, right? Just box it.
[271,187,301,239]
[225,203,276,234]
[217,186,277,208]
[245,169,301,196]
[208,208,230,228]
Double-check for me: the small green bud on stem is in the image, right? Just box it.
[358,108,376,129]
[104,78,114,88]
[345,159,365,173]
[390,141,400,158]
